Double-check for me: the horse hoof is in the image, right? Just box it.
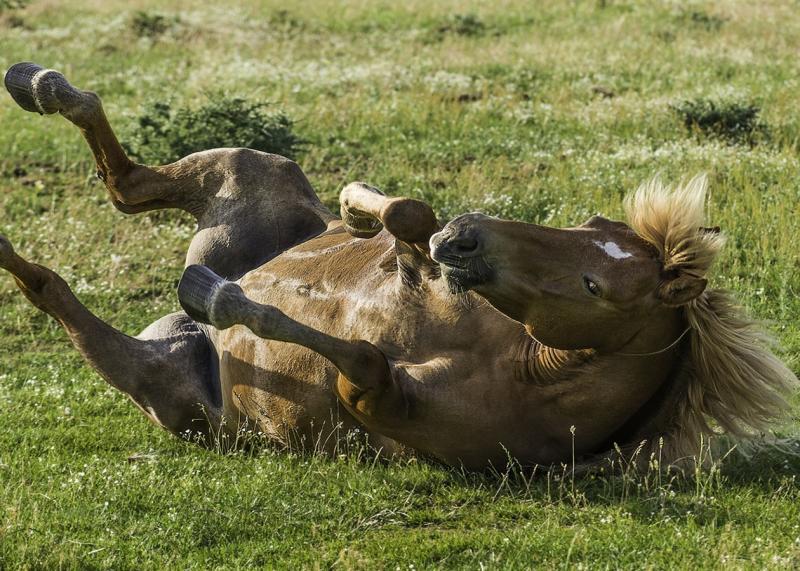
[341,206,383,239]
[178,265,227,325]
[4,62,78,115]
[381,198,439,244]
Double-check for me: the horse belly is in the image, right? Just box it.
[215,325,361,450]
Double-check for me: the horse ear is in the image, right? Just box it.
[657,274,707,306]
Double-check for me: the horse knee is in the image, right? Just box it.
[18,267,70,309]
[124,317,223,441]
[335,369,408,430]
[0,241,71,316]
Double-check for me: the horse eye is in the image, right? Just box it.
[583,277,601,297]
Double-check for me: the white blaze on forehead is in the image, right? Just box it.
[593,240,634,260]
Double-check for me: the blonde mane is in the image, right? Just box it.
[623,176,797,464]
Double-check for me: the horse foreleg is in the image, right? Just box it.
[340,182,441,285]
[178,265,409,431]
[340,182,439,246]
[0,235,223,443]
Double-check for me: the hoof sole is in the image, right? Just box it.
[4,62,45,113]
[4,62,75,115]
[178,265,227,324]
[340,206,383,239]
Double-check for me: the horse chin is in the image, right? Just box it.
[442,267,475,294]
[439,260,492,294]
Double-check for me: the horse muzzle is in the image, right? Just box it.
[430,213,493,291]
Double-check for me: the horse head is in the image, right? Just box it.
[430,179,715,354]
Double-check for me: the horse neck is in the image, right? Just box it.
[515,307,686,386]
[515,339,593,385]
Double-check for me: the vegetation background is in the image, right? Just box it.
[1,0,799,568]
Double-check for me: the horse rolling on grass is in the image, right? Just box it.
[1,62,796,470]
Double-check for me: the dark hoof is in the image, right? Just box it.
[4,62,44,113]
[178,265,227,324]
[4,62,75,115]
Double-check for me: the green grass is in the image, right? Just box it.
[1,0,800,568]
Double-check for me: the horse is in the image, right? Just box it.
[1,62,795,469]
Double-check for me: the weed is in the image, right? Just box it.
[130,11,175,38]
[443,13,485,36]
[679,9,727,31]
[267,8,305,32]
[425,13,486,42]
[0,0,28,12]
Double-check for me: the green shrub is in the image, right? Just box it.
[443,13,485,36]
[671,98,768,145]
[267,9,306,32]
[425,13,486,41]
[680,9,727,31]
[130,11,175,38]
[122,94,304,165]
[0,0,29,12]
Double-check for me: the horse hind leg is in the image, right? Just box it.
[4,62,208,214]
[0,234,223,444]
[5,62,336,278]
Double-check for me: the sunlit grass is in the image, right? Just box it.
[1,0,799,568]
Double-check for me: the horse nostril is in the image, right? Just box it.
[431,218,484,261]
[449,235,480,255]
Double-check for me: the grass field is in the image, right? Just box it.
[2,0,800,568]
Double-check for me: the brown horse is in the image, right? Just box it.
[1,63,795,469]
